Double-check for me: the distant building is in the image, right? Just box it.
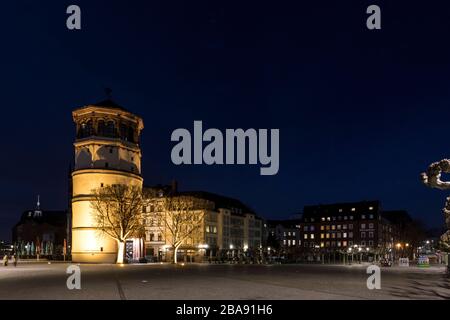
[0,241,13,257]
[12,198,68,257]
[265,219,302,249]
[290,200,410,263]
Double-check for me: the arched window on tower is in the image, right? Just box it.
[120,123,128,141]
[127,126,135,143]
[105,121,116,138]
[97,120,106,136]
[78,120,94,138]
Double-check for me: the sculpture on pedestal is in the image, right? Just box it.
[421,159,450,249]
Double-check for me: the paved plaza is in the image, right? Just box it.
[0,262,449,300]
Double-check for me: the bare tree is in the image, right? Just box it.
[146,191,210,264]
[91,184,144,264]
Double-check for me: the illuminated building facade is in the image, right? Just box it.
[143,186,263,262]
[71,100,144,263]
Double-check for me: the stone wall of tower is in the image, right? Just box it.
[71,169,143,263]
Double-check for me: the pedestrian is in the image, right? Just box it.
[2,254,8,266]
[13,254,18,267]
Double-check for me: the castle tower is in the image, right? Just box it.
[71,99,144,263]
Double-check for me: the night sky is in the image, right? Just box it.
[1,0,450,240]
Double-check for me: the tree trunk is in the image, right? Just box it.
[117,241,125,264]
[173,246,178,264]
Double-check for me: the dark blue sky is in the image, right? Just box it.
[1,0,450,240]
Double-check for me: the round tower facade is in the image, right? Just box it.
[71,101,144,263]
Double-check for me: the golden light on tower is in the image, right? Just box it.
[71,99,144,263]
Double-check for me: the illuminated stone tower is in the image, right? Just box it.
[71,99,144,263]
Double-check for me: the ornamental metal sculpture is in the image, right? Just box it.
[421,159,450,249]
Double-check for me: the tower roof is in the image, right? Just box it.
[91,99,128,112]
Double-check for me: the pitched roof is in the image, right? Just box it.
[15,210,67,227]
[177,191,257,216]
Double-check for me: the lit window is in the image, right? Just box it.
[320,226,325,231]
[321,217,325,221]
[292,232,296,236]
[320,242,325,248]
[288,240,291,246]
[339,209,343,213]
[326,225,330,231]
[283,240,287,245]
[326,233,330,239]
[343,232,347,238]
[331,233,336,239]
[321,233,324,239]
[327,217,331,221]
[343,241,347,247]
[337,225,341,230]
[304,234,308,239]
[351,208,356,212]
[369,206,374,210]
[292,240,296,246]
[343,224,347,230]
[337,241,341,247]
[310,234,315,239]
[331,225,336,230]
[288,232,291,236]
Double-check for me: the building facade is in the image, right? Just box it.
[265,219,302,249]
[297,201,396,262]
[71,99,144,263]
[142,186,263,262]
[12,200,68,258]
